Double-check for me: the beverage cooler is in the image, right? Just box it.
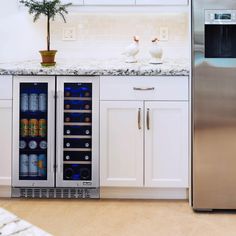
[12,76,99,198]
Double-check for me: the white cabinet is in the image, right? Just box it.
[0,76,12,99]
[100,101,143,187]
[100,76,189,189]
[84,0,135,5]
[0,100,12,186]
[136,0,188,5]
[145,101,188,188]
[0,76,13,187]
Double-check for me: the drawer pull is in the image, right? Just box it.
[133,87,155,91]
[138,108,141,130]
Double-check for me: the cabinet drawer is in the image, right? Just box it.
[100,76,188,101]
[0,76,13,100]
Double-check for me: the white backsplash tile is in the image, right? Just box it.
[0,9,189,62]
[51,12,189,60]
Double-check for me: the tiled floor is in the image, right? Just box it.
[0,199,236,236]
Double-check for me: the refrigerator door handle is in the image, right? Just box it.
[49,90,56,174]
[57,90,64,174]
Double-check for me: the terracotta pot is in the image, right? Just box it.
[39,50,57,67]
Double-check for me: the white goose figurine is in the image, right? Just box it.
[149,37,163,64]
[123,36,140,63]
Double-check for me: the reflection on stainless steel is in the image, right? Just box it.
[193,0,236,210]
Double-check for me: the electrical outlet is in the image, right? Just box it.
[62,27,76,41]
[160,27,169,41]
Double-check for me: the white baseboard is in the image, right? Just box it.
[101,187,188,199]
[0,186,11,198]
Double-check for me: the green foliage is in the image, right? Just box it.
[20,0,72,51]
[20,0,72,22]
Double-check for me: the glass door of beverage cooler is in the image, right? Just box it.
[12,76,55,187]
[56,77,99,188]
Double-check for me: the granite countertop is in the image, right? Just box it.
[0,58,190,76]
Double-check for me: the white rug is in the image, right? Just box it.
[0,208,52,236]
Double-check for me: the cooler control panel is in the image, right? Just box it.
[205,10,236,24]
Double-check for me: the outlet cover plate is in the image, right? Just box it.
[160,27,169,41]
[63,27,76,41]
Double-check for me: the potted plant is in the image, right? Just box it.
[20,0,72,67]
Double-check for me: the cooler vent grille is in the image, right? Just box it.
[12,188,99,199]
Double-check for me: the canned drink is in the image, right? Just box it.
[29,93,39,112]
[29,154,38,177]
[20,119,28,137]
[19,140,27,149]
[39,119,46,137]
[39,93,47,112]
[20,154,29,177]
[39,140,47,150]
[29,140,38,149]
[20,93,29,112]
[38,154,47,177]
[29,119,38,137]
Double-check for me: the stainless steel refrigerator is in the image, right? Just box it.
[192,0,236,210]
[12,76,99,198]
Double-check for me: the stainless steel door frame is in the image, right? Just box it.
[12,76,55,187]
[192,0,236,210]
[56,76,99,188]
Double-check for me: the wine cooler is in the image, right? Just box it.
[12,76,99,198]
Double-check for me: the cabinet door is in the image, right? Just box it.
[0,76,12,99]
[12,76,55,187]
[145,101,188,188]
[100,101,143,187]
[56,76,99,188]
[84,0,135,5]
[0,100,12,186]
[136,0,188,5]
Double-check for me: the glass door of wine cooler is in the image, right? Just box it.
[56,77,99,188]
[12,76,55,187]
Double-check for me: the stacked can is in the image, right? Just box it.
[20,154,29,177]
[38,154,47,177]
[20,93,29,112]
[29,93,39,112]
[29,119,38,137]
[20,119,29,137]
[39,93,47,112]
[29,154,38,177]
[39,119,46,137]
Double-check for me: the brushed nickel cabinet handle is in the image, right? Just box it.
[133,87,155,91]
[147,108,150,130]
[138,108,141,130]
